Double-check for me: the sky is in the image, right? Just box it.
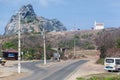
[0,0,120,34]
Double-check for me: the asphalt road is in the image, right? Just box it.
[18,60,88,80]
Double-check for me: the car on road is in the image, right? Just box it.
[0,58,6,66]
[104,57,120,71]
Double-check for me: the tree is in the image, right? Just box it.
[116,38,120,48]
[95,28,120,58]
[2,41,17,49]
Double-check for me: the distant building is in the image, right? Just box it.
[94,21,104,30]
[3,49,18,60]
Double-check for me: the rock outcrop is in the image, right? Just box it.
[4,4,67,35]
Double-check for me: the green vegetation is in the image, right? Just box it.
[22,48,35,60]
[26,16,34,23]
[21,19,26,24]
[58,35,80,48]
[116,38,120,48]
[95,29,120,64]
[30,26,34,33]
[77,74,120,80]
[59,40,74,48]
[2,41,17,49]
[81,33,93,39]
[96,58,104,65]
[82,42,95,50]
[99,45,107,58]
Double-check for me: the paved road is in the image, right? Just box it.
[18,60,88,80]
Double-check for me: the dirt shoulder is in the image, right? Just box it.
[0,61,32,80]
[66,56,105,80]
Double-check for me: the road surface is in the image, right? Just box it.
[18,60,87,80]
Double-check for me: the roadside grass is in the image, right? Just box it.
[77,73,120,80]
[96,58,104,65]
[74,50,97,58]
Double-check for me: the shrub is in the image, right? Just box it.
[2,41,17,49]
[77,76,120,80]
[106,48,120,57]
[77,77,85,80]
[116,38,120,48]
[96,58,104,65]
[99,46,107,58]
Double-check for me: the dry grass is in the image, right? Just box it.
[0,72,29,80]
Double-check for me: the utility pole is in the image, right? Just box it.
[43,27,46,64]
[74,38,76,57]
[18,12,21,73]
[73,24,76,58]
[40,20,47,64]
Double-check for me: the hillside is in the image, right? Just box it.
[0,29,102,59]
[1,28,120,59]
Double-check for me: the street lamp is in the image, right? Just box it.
[18,12,21,73]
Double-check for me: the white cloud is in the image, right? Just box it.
[0,0,22,5]
[39,0,48,7]
[0,0,66,8]
[39,0,66,7]
[0,0,17,3]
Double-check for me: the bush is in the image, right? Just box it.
[96,58,104,65]
[89,76,99,80]
[81,34,89,39]
[116,38,120,48]
[2,41,17,49]
[77,77,84,80]
[106,48,120,57]
[77,75,120,80]
[99,46,107,58]
[26,16,34,23]
[87,45,95,50]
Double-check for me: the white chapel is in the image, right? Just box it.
[94,21,104,30]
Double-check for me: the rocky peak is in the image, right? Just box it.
[19,4,36,19]
[4,4,67,35]
[9,4,36,23]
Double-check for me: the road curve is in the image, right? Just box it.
[43,60,87,80]
[18,60,88,80]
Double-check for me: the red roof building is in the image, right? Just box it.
[3,49,18,60]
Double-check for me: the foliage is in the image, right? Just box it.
[76,77,84,80]
[74,34,80,39]
[77,75,120,80]
[30,26,34,33]
[95,30,117,58]
[81,34,89,39]
[2,41,17,49]
[99,45,107,58]
[106,48,120,57]
[58,40,74,48]
[87,45,95,49]
[26,16,34,23]
[22,48,35,60]
[81,41,95,50]
[116,38,120,48]
[58,35,80,49]
[96,58,104,65]
[21,19,26,24]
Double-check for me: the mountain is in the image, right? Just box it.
[4,4,67,35]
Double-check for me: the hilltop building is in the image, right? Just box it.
[94,21,104,30]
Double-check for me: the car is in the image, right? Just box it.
[104,57,120,72]
[0,58,6,66]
